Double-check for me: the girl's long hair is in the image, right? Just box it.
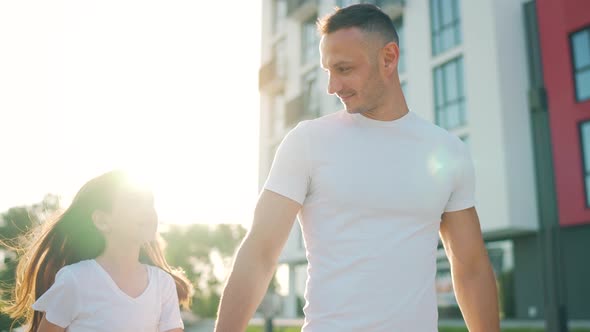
[2,170,192,332]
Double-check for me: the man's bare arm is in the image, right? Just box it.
[214,190,301,332]
[440,207,500,332]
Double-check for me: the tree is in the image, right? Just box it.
[161,223,246,318]
[0,194,60,331]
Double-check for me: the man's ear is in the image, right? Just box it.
[92,210,111,234]
[381,41,399,75]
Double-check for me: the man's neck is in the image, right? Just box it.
[360,82,408,121]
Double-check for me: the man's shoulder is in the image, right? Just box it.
[409,113,465,149]
[292,110,348,133]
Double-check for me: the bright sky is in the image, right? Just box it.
[0,1,261,225]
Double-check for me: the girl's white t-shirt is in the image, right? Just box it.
[32,259,184,332]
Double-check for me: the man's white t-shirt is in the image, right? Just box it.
[32,259,184,332]
[264,110,476,332]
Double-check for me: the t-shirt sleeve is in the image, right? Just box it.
[32,266,79,328]
[263,122,311,205]
[444,142,476,212]
[159,272,184,332]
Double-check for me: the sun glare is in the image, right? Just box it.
[0,1,262,226]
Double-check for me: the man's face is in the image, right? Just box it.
[320,27,386,114]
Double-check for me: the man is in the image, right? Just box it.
[216,4,500,331]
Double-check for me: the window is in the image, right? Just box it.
[393,18,405,74]
[433,57,465,130]
[430,0,461,55]
[571,27,590,102]
[580,121,590,206]
[273,0,287,34]
[302,16,319,65]
[303,70,320,117]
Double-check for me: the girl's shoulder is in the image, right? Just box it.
[57,259,95,275]
[54,259,98,284]
[146,265,172,279]
[146,265,176,288]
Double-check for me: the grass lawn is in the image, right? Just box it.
[247,326,590,332]
[246,327,301,332]
[440,329,590,332]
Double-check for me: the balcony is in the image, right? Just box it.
[286,0,318,20]
[375,0,405,18]
[259,57,286,94]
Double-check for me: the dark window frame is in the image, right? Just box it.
[579,120,590,208]
[429,0,462,56]
[570,26,590,103]
[433,56,466,130]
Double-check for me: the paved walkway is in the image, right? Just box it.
[185,319,216,332]
[439,319,590,329]
[184,317,590,331]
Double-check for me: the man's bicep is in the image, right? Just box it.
[445,141,476,213]
[264,123,310,205]
[439,207,488,272]
[246,189,302,262]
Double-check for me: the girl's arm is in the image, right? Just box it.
[32,267,79,331]
[164,329,183,332]
[37,314,66,332]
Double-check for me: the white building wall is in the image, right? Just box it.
[491,0,539,232]
[462,0,513,233]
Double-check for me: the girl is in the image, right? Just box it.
[3,170,192,332]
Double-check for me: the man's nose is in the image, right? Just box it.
[327,74,342,95]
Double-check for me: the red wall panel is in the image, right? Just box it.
[536,0,590,226]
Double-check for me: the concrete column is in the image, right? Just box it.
[283,263,298,318]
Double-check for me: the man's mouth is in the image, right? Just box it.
[338,93,355,101]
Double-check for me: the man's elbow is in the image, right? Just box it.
[234,232,280,273]
[451,253,494,280]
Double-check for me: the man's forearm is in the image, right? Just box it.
[215,241,277,332]
[453,262,500,332]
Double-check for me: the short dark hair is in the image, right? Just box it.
[317,4,399,45]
